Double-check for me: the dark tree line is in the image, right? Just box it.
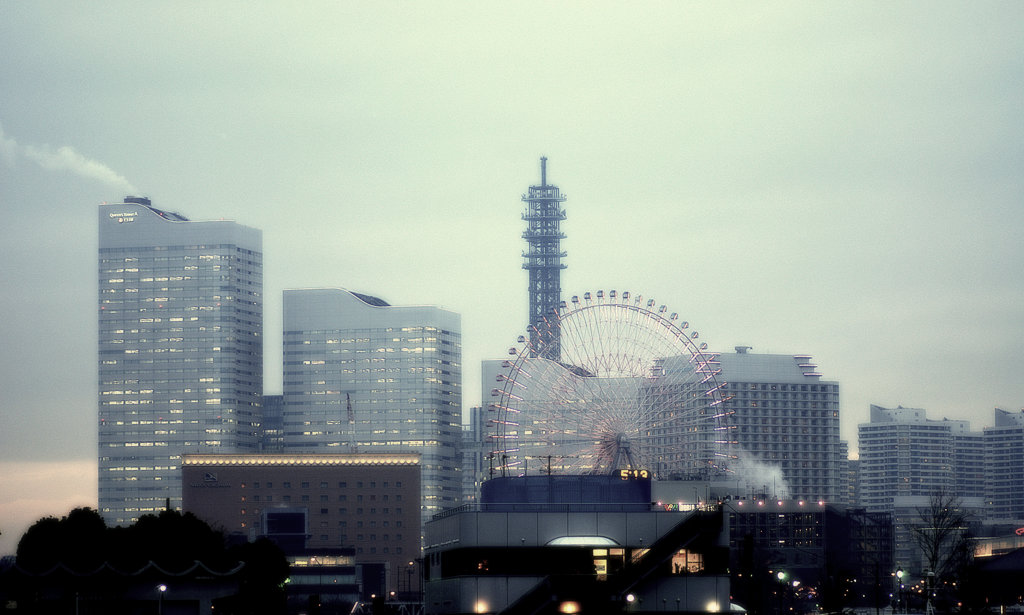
[11,507,289,614]
[16,507,239,573]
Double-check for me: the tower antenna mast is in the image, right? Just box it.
[521,157,566,358]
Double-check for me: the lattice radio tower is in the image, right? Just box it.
[521,157,567,358]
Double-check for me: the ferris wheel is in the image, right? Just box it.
[489,290,736,480]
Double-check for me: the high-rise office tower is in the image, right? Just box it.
[260,393,285,452]
[717,347,844,503]
[281,288,462,523]
[521,157,566,358]
[98,197,262,526]
[984,408,1024,521]
[460,405,487,504]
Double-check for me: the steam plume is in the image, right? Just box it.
[729,451,791,499]
[0,122,137,193]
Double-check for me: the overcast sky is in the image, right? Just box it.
[2,2,1022,555]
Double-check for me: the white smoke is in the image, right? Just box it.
[0,122,16,167]
[729,451,791,500]
[0,121,137,193]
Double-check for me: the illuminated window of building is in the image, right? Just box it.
[671,549,703,574]
[593,550,608,581]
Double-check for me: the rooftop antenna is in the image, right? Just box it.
[521,156,566,359]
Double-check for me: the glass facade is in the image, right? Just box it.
[282,288,461,525]
[98,198,262,526]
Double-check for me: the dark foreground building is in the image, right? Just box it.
[726,500,893,613]
[424,475,729,615]
[0,560,245,614]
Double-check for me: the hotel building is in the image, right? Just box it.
[717,348,845,504]
[182,452,421,598]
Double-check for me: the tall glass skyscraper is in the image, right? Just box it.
[282,288,462,524]
[98,197,262,526]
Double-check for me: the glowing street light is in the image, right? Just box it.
[775,572,788,615]
[896,569,904,614]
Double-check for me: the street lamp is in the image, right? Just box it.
[157,584,167,615]
[776,572,788,615]
[896,569,904,614]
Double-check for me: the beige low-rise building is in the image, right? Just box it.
[182,452,421,598]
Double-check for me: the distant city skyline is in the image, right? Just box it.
[2,3,1023,556]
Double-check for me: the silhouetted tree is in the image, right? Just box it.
[911,489,974,612]
[110,509,229,571]
[228,537,289,614]
[12,508,289,614]
[16,507,108,573]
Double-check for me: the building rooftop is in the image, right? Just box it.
[181,453,421,467]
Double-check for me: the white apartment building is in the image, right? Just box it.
[984,408,1024,521]
[858,405,984,572]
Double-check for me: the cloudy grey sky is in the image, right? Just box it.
[2,2,1022,554]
